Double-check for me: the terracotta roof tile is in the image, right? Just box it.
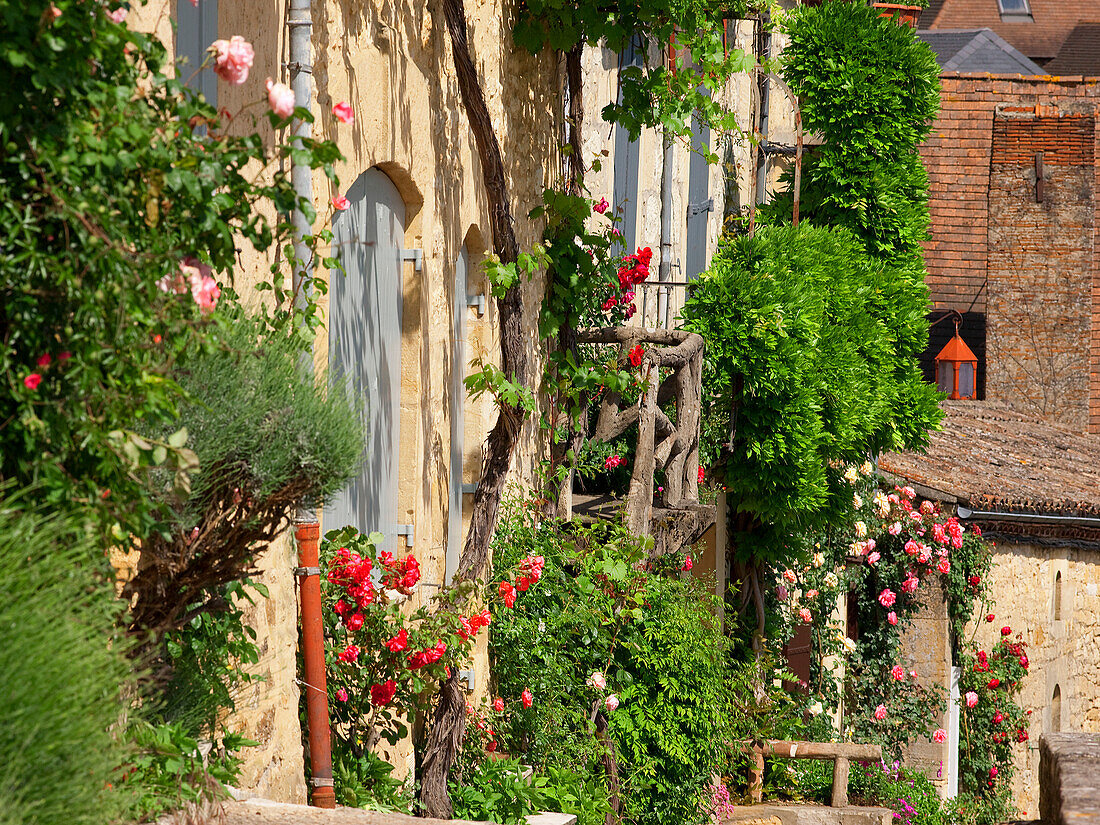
[878,401,1100,516]
[928,0,1097,63]
[1044,22,1100,75]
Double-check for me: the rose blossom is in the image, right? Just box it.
[332,102,354,123]
[605,694,620,712]
[937,558,950,575]
[332,194,350,211]
[266,78,295,118]
[989,767,998,778]
[874,704,887,721]
[681,556,693,571]
[338,644,359,664]
[878,588,897,608]
[385,628,408,652]
[521,688,533,709]
[887,611,898,626]
[106,6,128,23]
[888,521,902,536]
[493,697,504,712]
[587,671,607,690]
[335,688,348,702]
[933,728,947,744]
[210,36,254,85]
[23,373,42,390]
[1001,626,1012,636]
[798,608,812,624]
[891,665,905,681]
[370,679,397,706]
[593,197,609,214]
[993,711,1004,724]
[966,691,978,708]
[867,551,880,565]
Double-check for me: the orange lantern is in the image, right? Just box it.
[934,326,979,400]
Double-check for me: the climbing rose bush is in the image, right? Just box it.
[319,526,543,750]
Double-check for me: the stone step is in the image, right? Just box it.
[723,803,893,825]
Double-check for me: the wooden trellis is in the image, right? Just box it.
[575,327,705,536]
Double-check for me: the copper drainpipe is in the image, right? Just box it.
[295,519,336,807]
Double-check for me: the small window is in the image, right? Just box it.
[1051,685,1061,732]
[1054,571,1063,620]
[997,0,1032,20]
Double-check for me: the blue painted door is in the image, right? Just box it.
[327,169,404,553]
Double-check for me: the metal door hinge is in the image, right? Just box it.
[401,248,423,272]
[461,483,478,494]
[467,293,486,316]
[687,198,714,218]
[395,524,415,547]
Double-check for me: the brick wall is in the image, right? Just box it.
[919,74,1100,433]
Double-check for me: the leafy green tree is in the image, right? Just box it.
[681,225,941,630]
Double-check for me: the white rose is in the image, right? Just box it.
[605,694,620,712]
[587,671,607,690]
[854,521,867,539]
[808,701,824,716]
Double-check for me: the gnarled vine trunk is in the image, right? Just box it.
[420,0,528,816]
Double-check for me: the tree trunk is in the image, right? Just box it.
[421,0,529,816]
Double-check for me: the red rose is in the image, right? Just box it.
[23,373,42,390]
[969,575,981,587]
[521,689,533,709]
[698,466,705,483]
[35,354,51,368]
[385,628,408,653]
[344,612,364,631]
[988,678,1000,689]
[986,613,995,622]
[628,344,645,367]
[370,679,397,706]
[493,698,504,712]
[682,556,693,572]
[1001,626,1012,636]
[1018,730,1029,742]
[338,644,360,664]
[499,580,516,608]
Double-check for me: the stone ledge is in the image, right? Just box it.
[222,800,574,825]
[1039,733,1100,825]
[723,803,891,825]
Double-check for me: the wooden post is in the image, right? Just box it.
[749,750,765,804]
[626,357,658,536]
[831,756,850,807]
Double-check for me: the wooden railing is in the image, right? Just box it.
[575,327,705,536]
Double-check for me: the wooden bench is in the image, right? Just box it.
[742,740,883,807]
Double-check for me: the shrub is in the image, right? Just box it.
[681,225,940,558]
[0,496,132,825]
[489,507,742,825]
[125,317,364,641]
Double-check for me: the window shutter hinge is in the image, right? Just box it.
[466,293,486,316]
[461,483,478,494]
[401,249,423,272]
[394,524,415,547]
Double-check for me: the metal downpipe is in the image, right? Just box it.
[288,0,335,808]
[657,36,676,330]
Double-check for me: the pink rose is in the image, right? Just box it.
[210,36,254,85]
[888,522,902,536]
[901,575,919,594]
[682,556,693,571]
[493,697,504,712]
[965,691,978,708]
[783,569,797,583]
[933,728,947,744]
[874,704,887,721]
[798,608,812,624]
[587,671,607,690]
[266,78,295,118]
[878,588,896,608]
[605,694,620,712]
[867,551,880,565]
[335,688,348,702]
[937,558,950,575]
[23,373,42,390]
[994,711,1004,724]
[332,194,350,211]
[891,665,905,681]
[332,102,354,123]
[594,197,609,214]
[989,766,998,778]
[805,589,819,599]
[106,6,127,23]
[887,611,898,626]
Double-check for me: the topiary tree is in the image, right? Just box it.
[681,224,941,638]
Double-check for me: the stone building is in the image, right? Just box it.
[881,401,1100,812]
[127,0,775,803]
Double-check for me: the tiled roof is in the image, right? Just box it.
[1044,22,1100,75]
[927,0,1097,64]
[919,27,1038,74]
[918,28,1045,74]
[879,402,1100,517]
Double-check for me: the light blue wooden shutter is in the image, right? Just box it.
[612,40,643,253]
[175,0,218,107]
[327,169,404,553]
[685,108,713,281]
[446,245,469,584]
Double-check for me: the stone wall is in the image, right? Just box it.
[967,540,1100,815]
[1039,733,1100,825]
[918,73,1100,432]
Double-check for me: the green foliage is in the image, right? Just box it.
[0,0,342,547]
[157,579,268,737]
[119,721,254,822]
[766,1,941,256]
[333,750,413,813]
[450,758,550,824]
[791,759,949,825]
[0,496,132,825]
[513,0,759,140]
[681,225,941,556]
[154,317,364,527]
[489,506,777,825]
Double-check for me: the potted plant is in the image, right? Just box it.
[871,1,926,28]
